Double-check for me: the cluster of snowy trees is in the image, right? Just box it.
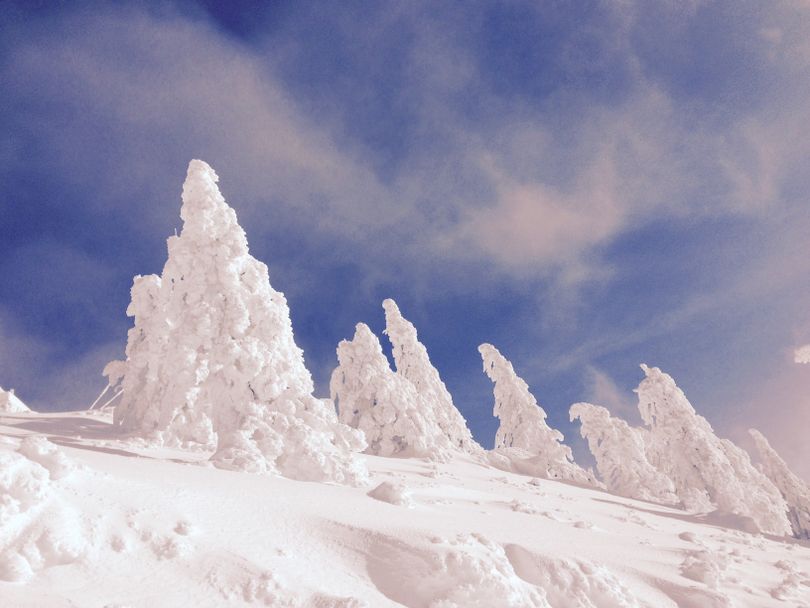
[94,160,808,538]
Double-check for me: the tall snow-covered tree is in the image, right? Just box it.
[479,344,598,486]
[570,402,677,504]
[749,429,810,538]
[330,322,459,459]
[106,160,367,484]
[636,364,791,535]
[0,386,29,413]
[382,299,481,455]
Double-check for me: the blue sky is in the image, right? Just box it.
[2,1,809,476]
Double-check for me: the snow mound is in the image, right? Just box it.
[749,428,810,539]
[0,442,89,582]
[367,481,414,507]
[636,364,791,535]
[680,549,729,590]
[0,387,30,413]
[331,323,461,460]
[106,160,367,484]
[770,559,810,601]
[17,435,77,480]
[383,299,481,457]
[479,344,600,487]
[570,402,677,504]
[368,533,551,607]
[503,543,642,608]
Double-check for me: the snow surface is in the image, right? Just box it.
[105,160,367,483]
[479,344,600,487]
[0,387,30,413]
[1,409,808,607]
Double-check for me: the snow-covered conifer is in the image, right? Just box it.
[749,429,810,538]
[106,160,367,484]
[570,402,677,504]
[331,323,451,458]
[0,387,30,413]
[382,299,481,455]
[636,364,790,535]
[479,344,598,485]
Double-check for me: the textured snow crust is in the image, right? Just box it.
[479,344,600,487]
[106,160,367,484]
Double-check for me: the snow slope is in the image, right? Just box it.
[1,409,808,607]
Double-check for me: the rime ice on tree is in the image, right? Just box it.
[749,429,810,538]
[479,344,598,486]
[637,364,790,535]
[570,402,677,504]
[0,386,30,413]
[106,160,367,484]
[382,299,481,456]
[331,323,453,459]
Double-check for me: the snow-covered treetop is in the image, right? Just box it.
[479,343,597,485]
[478,343,560,452]
[636,364,791,535]
[749,428,810,538]
[570,402,677,504]
[0,386,30,413]
[382,299,480,454]
[331,322,451,459]
[106,160,366,483]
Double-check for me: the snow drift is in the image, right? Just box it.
[105,160,367,484]
[479,344,599,486]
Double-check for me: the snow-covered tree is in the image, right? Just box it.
[479,344,598,486]
[331,323,460,459]
[106,160,367,484]
[570,402,677,504]
[749,429,810,539]
[0,386,30,413]
[382,299,481,455]
[636,364,791,535]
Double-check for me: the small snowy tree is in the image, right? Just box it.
[106,160,367,484]
[382,299,481,455]
[570,402,677,504]
[479,344,598,486]
[330,323,459,459]
[0,386,30,413]
[749,429,810,539]
[636,364,791,535]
